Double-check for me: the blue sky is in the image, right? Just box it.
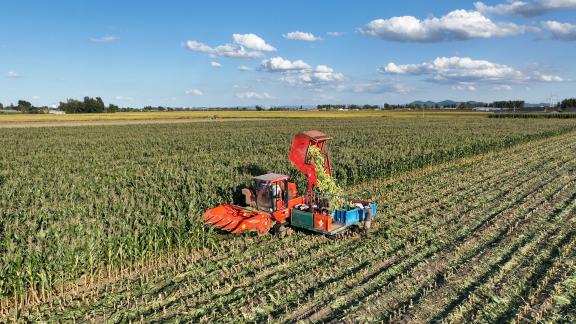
[1,0,575,107]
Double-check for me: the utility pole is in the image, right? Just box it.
[548,95,557,111]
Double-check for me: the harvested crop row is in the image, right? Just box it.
[111,134,576,322]
[307,148,576,322]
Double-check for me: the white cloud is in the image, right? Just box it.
[360,10,527,42]
[350,80,413,94]
[452,82,477,91]
[311,65,344,82]
[185,89,203,96]
[327,31,345,37]
[542,21,576,40]
[238,65,253,71]
[210,61,222,68]
[259,56,311,72]
[6,71,21,78]
[281,65,344,86]
[115,96,134,101]
[258,57,344,88]
[186,33,276,58]
[89,35,119,43]
[541,0,576,8]
[236,91,275,100]
[186,40,213,52]
[474,1,546,17]
[381,57,527,83]
[283,31,322,41]
[475,0,576,17]
[232,33,276,51]
[186,40,263,58]
[534,71,564,81]
[32,95,41,99]
[380,56,564,84]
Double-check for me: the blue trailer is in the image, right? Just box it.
[289,191,377,237]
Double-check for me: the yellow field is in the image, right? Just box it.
[0,110,487,123]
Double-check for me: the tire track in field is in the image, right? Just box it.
[116,156,536,322]
[465,206,576,323]
[516,244,576,322]
[284,141,576,318]
[377,179,576,323]
[76,135,548,322]
[310,159,576,322]
[153,134,576,322]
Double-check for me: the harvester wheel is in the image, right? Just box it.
[271,222,291,238]
[328,226,361,240]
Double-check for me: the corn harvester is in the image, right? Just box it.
[203,130,377,237]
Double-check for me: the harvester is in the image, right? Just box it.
[203,130,376,237]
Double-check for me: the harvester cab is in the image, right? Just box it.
[203,130,377,238]
[247,173,289,212]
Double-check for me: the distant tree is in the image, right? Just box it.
[59,99,82,113]
[255,105,263,111]
[16,100,33,112]
[0,102,3,110]
[58,97,106,113]
[492,100,525,109]
[108,104,119,113]
[560,98,576,109]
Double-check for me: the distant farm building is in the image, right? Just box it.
[472,107,506,112]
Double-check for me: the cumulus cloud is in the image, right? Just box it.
[283,31,322,41]
[279,65,344,86]
[327,31,345,37]
[238,65,253,71]
[258,56,344,88]
[474,0,576,17]
[89,35,119,43]
[534,71,565,81]
[232,33,276,51]
[380,56,563,84]
[259,56,311,72]
[310,65,345,82]
[185,89,203,96]
[6,71,21,78]
[210,61,222,68]
[360,10,528,42]
[452,82,477,91]
[186,33,276,58]
[541,20,576,40]
[381,57,527,82]
[236,91,275,100]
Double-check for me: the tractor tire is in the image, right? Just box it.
[327,227,360,240]
[271,222,291,238]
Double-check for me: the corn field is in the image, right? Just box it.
[1,115,576,322]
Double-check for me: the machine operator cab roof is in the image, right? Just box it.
[253,173,289,182]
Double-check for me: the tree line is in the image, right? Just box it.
[1,97,576,114]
